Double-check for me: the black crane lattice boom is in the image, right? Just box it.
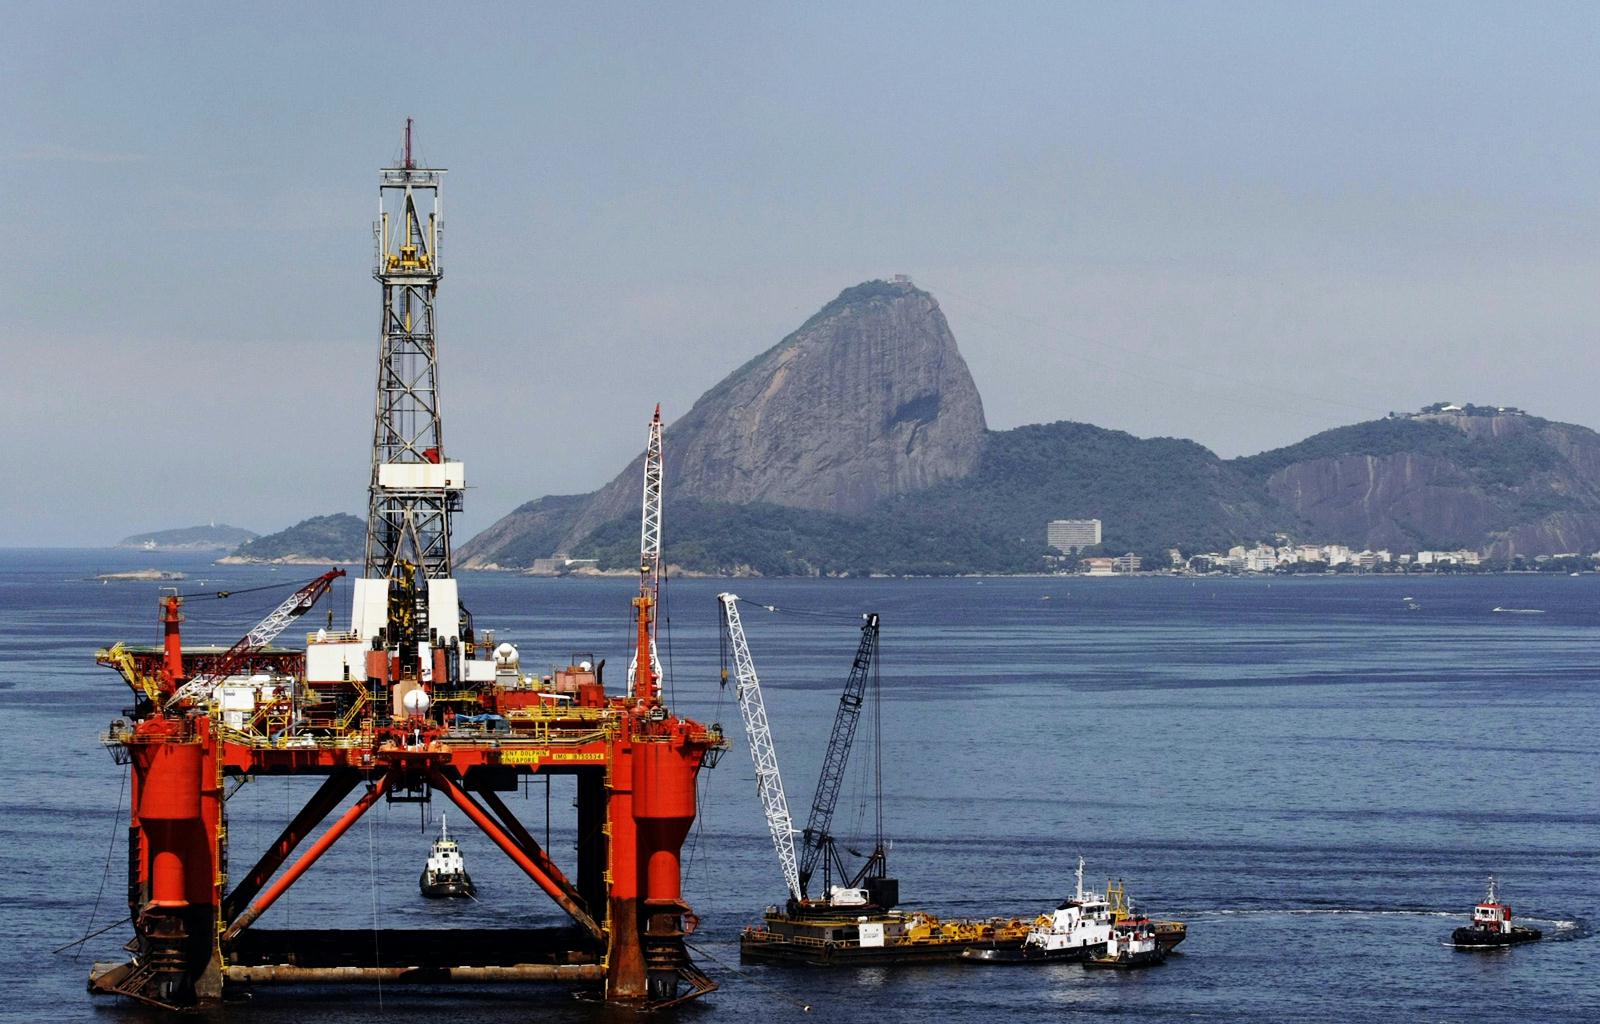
[796,612,880,900]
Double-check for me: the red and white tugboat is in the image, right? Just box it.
[1451,876,1541,948]
[1084,914,1167,969]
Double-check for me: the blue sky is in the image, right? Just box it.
[7,2,1599,545]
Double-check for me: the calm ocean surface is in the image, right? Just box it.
[3,548,1595,1023]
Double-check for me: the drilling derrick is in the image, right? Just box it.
[366,118,461,582]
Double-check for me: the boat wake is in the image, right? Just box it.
[1192,908,1591,941]
[1193,907,1457,920]
[1526,916,1590,942]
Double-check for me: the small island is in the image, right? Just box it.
[118,524,257,552]
[219,514,364,565]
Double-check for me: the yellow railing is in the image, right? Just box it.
[96,642,161,703]
[334,679,372,734]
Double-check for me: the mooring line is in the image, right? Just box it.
[683,940,813,1013]
[63,761,129,959]
[368,803,384,1011]
[53,915,131,956]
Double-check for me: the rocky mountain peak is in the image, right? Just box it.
[523,278,988,553]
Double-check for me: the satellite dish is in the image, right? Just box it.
[402,689,431,714]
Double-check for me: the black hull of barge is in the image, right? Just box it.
[740,936,998,966]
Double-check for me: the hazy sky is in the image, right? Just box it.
[8,3,1599,545]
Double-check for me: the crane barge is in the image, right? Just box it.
[87,126,723,1012]
[720,595,1034,964]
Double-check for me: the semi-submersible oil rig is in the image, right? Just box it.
[89,124,724,1011]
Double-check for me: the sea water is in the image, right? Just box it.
[2,549,1595,1022]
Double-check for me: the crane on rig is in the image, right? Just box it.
[628,406,665,698]
[718,595,893,910]
[166,569,346,708]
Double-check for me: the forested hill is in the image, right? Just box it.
[222,514,365,564]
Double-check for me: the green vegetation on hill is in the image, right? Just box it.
[889,421,1279,563]
[567,421,1283,574]
[229,514,364,562]
[1232,415,1582,542]
[572,498,1040,576]
[470,494,589,567]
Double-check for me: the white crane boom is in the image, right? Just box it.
[627,406,664,696]
[718,592,801,901]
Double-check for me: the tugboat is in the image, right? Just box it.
[1084,914,1168,969]
[1451,876,1541,948]
[962,858,1186,964]
[964,857,1115,963]
[419,812,476,899]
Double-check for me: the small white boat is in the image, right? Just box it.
[419,812,476,899]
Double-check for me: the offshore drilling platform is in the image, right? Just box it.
[89,124,723,1010]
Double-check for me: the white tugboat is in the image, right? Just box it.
[963,857,1116,963]
[963,857,1187,964]
[1084,914,1167,969]
[419,812,476,899]
[1020,857,1118,961]
[1451,876,1541,948]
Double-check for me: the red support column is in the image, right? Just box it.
[477,787,586,906]
[222,774,391,941]
[195,722,225,1001]
[129,722,209,1005]
[222,770,360,920]
[605,732,645,1000]
[429,769,603,941]
[633,729,701,1003]
[160,596,184,693]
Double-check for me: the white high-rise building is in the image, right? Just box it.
[1048,519,1102,552]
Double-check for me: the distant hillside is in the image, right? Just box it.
[118,524,257,551]
[897,421,1279,559]
[222,514,364,564]
[562,421,1280,574]
[454,494,590,570]
[453,278,1600,573]
[571,497,1039,576]
[1234,409,1600,557]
